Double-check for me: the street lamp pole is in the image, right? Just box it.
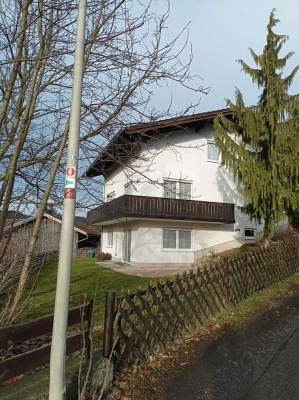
[49,1,86,399]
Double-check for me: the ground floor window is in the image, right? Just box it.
[244,228,255,239]
[163,229,192,250]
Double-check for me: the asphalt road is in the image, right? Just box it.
[166,285,299,400]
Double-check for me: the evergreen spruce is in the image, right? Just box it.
[214,10,299,243]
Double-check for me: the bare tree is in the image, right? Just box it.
[0,0,207,323]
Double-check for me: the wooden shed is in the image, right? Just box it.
[2,213,101,260]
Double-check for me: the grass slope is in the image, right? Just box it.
[19,258,153,325]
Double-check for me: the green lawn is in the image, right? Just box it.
[18,258,154,326]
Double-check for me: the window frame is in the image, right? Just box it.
[163,180,177,199]
[162,228,192,251]
[244,228,255,240]
[178,229,192,249]
[163,228,176,249]
[163,179,192,200]
[207,141,220,163]
[124,183,133,195]
[178,181,192,200]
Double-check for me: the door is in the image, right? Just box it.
[123,229,131,262]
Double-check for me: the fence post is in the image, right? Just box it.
[86,299,94,360]
[103,291,116,359]
[223,257,230,302]
[244,254,249,297]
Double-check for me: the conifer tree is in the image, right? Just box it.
[214,10,299,243]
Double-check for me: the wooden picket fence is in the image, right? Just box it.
[0,300,93,384]
[102,234,299,369]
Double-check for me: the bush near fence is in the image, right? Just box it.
[102,234,299,369]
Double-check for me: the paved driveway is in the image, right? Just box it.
[166,285,299,400]
[98,261,194,277]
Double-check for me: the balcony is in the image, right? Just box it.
[87,195,235,225]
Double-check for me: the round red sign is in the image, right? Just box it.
[66,166,75,177]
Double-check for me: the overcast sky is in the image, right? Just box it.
[151,0,299,114]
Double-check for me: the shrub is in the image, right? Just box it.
[96,252,112,261]
[272,225,294,242]
[290,210,299,229]
[104,252,112,260]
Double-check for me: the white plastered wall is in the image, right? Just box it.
[99,123,289,264]
[104,124,246,204]
[100,218,265,266]
[103,125,261,225]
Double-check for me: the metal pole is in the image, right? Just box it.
[49,1,86,399]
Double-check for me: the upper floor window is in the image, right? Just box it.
[207,142,220,162]
[163,180,191,200]
[179,182,191,200]
[164,180,177,199]
[124,183,133,195]
[106,191,115,202]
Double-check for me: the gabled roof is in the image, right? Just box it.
[4,212,101,236]
[85,108,232,178]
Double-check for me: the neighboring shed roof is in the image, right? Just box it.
[85,108,232,178]
[5,219,26,228]
[4,213,101,236]
[72,219,101,236]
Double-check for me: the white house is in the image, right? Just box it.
[86,109,276,267]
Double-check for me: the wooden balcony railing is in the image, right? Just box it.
[87,195,235,225]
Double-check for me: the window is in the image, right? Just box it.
[163,229,176,248]
[124,183,133,195]
[106,191,115,202]
[207,142,220,162]
[163,180,191,200]
[107,230,113,246]
[164,180,177,199]
[244,228,255,240]
[179,230,191,249]
[179,182,191,200]
[163,229,192,250]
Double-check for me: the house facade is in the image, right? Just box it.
[86,109,283,266]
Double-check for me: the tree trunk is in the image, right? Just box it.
[262,219,274,247]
